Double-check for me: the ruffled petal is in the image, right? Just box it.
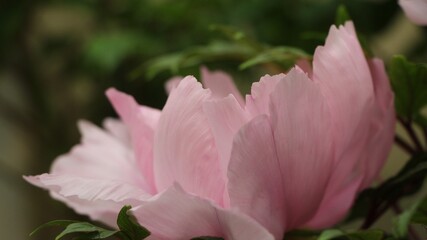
[24,174,149,227]
[228,115,286,239]
[245,74,284,117]
[201,66,245,106]
[164,76,183,95]
[153,77,225,205]
[269,68,334,229]
[399,0,427,25]
[131,184,274,240]
[106,88,161,193]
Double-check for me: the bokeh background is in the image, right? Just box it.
[0,0,426,239]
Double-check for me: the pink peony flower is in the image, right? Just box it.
[399,0,427,25]
[25,22,395,240]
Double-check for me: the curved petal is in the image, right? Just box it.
[131,184,274,240]
[245,74,284,117]
[228,115,286,239]
[201,66,245,106]
[106,88,161,193]
[203,95,250,179]
[153,77,225,205]
[269,68,334,229]
[360,59,395,188]
[102,118,131,148]
[399,0,427,25]
[164,76,183,95]
[24,174,149,227]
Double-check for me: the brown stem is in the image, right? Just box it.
[398,117,424,152]
[395,135,416,155]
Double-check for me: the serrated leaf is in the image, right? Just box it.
[390,55,427,126]
[30,220,78,236]
[117,205,150,240]
[55,222,117,240]
[335,5,351,26]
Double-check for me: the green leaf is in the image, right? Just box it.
[117,205,150,240]
[30,220,78,236]
[393,199,422,239]
[335,5,351,26]
[239,46,310,70]
[318,229,344,240]
[345,229,384,240]
[390,56,427,126]
[55,222,117,240]
[411,197,427,225]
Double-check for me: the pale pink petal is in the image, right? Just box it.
[399,0,427,25]
[360,59,395,188]
[51,120,147,188]
[24,174,149,227]
[269,68,334,229]
[131,184,274,240]
[202,95,250,180]
[245,74,284,117]
[153,77,225,205]
[304,176,362,228]
[164,76,183,95]
[228,115,286,239]
[296,58,313,78]
[103,118,132,148]
[201,66,245,106]
[106,88,161,193]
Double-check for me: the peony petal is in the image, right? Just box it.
[131,184,275,240]
[51,120,148,188]
[164,76,183,95]
[228,115,286,239]
[24,174,149,227]
[102,118,132,148]
[269,68,334,229]
[304,176,362,228]
[360,59,395,188]
[203,95,250,179]
[399,0,427,25]
[245,74,284,117]
[106,88,161,193]
[201,66,245,106]
[153,77,225,205]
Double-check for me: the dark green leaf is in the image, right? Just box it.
[116,205,150,240]
[30,220,78,236]
[344,229,384,240]
[318,229,344,240]
[335,5,351,26]
[390,56,427,126]
[55,222,117,240]
[411,197,427,225]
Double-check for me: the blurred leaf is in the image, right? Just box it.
[344,230,384,240]
[335,5,351,26]
[318,229,345,240]
[393,196,427,239]
[411,197,427,225]
[85,32,141,71]
[30,220,78,236]
[239,46,310,70]
[55,222,117,240]
[117,205,150,240]
[210,25,266,51]
[348,153,427,223]
[390,56,427,127]
[137,41,254,79]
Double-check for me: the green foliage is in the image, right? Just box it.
[390,56,427,127]
[393,196,427,239]
[335,5,351,26]
[348,153,427,224]
[31,206,150,240]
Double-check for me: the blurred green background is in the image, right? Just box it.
[0,0,426,239]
